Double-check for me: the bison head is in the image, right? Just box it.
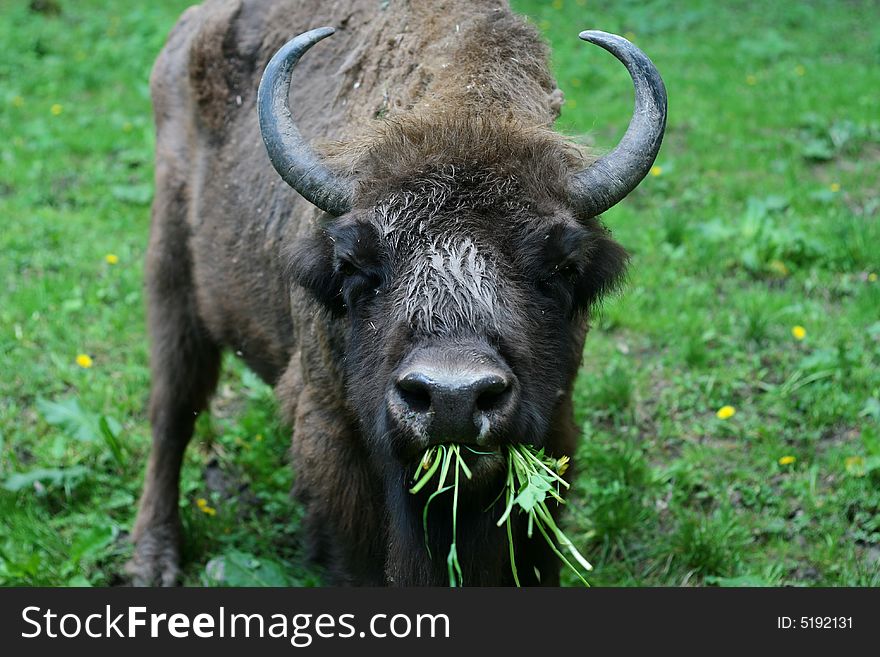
[285,120,635,471]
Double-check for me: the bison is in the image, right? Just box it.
[129,0,666,586]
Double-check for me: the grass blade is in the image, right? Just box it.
[506,514,520,586]
[410,447,443,494]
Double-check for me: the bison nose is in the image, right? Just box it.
[394,366,513,443]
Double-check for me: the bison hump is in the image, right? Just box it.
[185,0,265,134]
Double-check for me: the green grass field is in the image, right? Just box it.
[1,0,879,587]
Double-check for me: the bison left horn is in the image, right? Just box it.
[568,31,668,218]
[258,27,354,216]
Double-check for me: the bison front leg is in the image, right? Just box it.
[128,181,221,586]
[128,343,219,586]
[128,295,220,586]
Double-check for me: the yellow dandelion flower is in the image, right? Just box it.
[791,325,806,340]
[845,456,865,476]
[12,95,24,108]
[769,260,788,276]
[794,65,805,76]
[830,182,840,192]
[196,498,217,515]
[716,405,735,420]
[650,165,663,177]
[556,455,570,476]
[75,354,93,369]
[778,455,796,466]
[746,75,757,86]
[845,455,864,467]
[105,253,119,265]
[868,273,878,283]
[50,103,63,116]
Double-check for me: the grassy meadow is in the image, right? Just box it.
[1,0,879,586]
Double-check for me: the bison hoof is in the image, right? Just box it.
[126,524,182,587]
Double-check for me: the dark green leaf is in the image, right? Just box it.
[70,524,116,562]
[36,397,100,442]
[203,551,296,587]
[98,416,125,467]
[3,466,89,492]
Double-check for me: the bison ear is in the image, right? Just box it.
[285,231,345,316]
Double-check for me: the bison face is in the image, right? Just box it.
[289,165,628,483]
[260,26,663,483]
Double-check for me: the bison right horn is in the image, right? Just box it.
[258,27,354,216]
[568,31,668,218]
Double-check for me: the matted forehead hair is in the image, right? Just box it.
[394,232,509,336]
[363,165,522,337]
[323,113,595,214]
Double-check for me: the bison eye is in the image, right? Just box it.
[533,251,587,317]
[335,256,383,306]
[336,258,359,278]
[552,258,581,279]
[542,253,584,288]
[335,257,380,283]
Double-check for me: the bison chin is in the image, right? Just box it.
[367,409,559,585]
[381,464,559,586]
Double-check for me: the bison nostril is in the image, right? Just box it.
[396,373,432,414]
[475,376,510,413]
[398,387,431,414]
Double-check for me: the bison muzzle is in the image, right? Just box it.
[129,0,666,587]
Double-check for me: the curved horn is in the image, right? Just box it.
[569,31,667,218]
[258,27,353,216]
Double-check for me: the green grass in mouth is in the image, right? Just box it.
[410,443,591,586]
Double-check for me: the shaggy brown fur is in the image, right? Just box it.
[130,0,627,586]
